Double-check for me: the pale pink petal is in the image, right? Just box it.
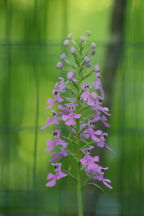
[46,178,56,187]
[62,114,69,121]
[65,118,76,126]
[94,130,102,135]
[47,173,55,180]
[74,113,81,119]
[91,135,99,142]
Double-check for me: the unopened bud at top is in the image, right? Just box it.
[91,42,96,49]
[70,46,75,55]
[86,30,91,37]
[60,53,67,61]
[56,62,63,69]
[64,40,69,46]
[67,33,72,40]
[80,36,86,43]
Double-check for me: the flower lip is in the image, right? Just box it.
[52,162,61,171]
[82,82,90,90]
[88,120,95,128]
[81,146,94,154]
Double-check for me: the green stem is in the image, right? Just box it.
[76,84,83,216]
[76,163,83,216]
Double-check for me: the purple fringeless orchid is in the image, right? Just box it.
[41,31,114,216]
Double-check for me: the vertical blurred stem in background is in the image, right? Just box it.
[32,0,40,191]
[1,0,12,205]
[102,0,127,106]
[86,0,128,215]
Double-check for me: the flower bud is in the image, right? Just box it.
[64,40,69,46]
[67,72,74,81]
[86,30,91,37]
[56,62,63,69]
[91,49,96,55]
[60,53,67,61]
[80,36,86,43]
[67,33,72,40]
[70,46,75,55]
[91,42,96,49]
[85,62,91,68]
[84,56,90,63]
[93,65,100,72]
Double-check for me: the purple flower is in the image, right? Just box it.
[46,163,67,187]
[64,40,69,46]
[60,53,67,61]
[56,62,63,69]
[80,146,99,173]
[45,130,67,152]
[46,90,64,109]
[96,132,114,153]
[41,110,59,129]
[81,120,102,142]
[81,82,97,106]
[67,71,78,82]
[93,167,112,189]
[70,46,75,55]
[93,73,104,97]
[55,77,66,93]
[62,103,81,126]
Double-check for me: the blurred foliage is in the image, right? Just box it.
[0,0,144,215]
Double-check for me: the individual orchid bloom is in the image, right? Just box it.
[46,163,67,187]
[67,71,78,82]
[41,110,59,129]
[81,120,102,142]
[96,132,114,153]
[46,90,64,109]
[55,77,66,92]
[45,130,67,152]
[93,167,112,189]
[93,73,104,97]
[62,103,81,126]
[81,82,97,106]
[80,146,99,173]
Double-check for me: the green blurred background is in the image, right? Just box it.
[0,0,144,215]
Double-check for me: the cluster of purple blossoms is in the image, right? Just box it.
[41,31,113,189]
